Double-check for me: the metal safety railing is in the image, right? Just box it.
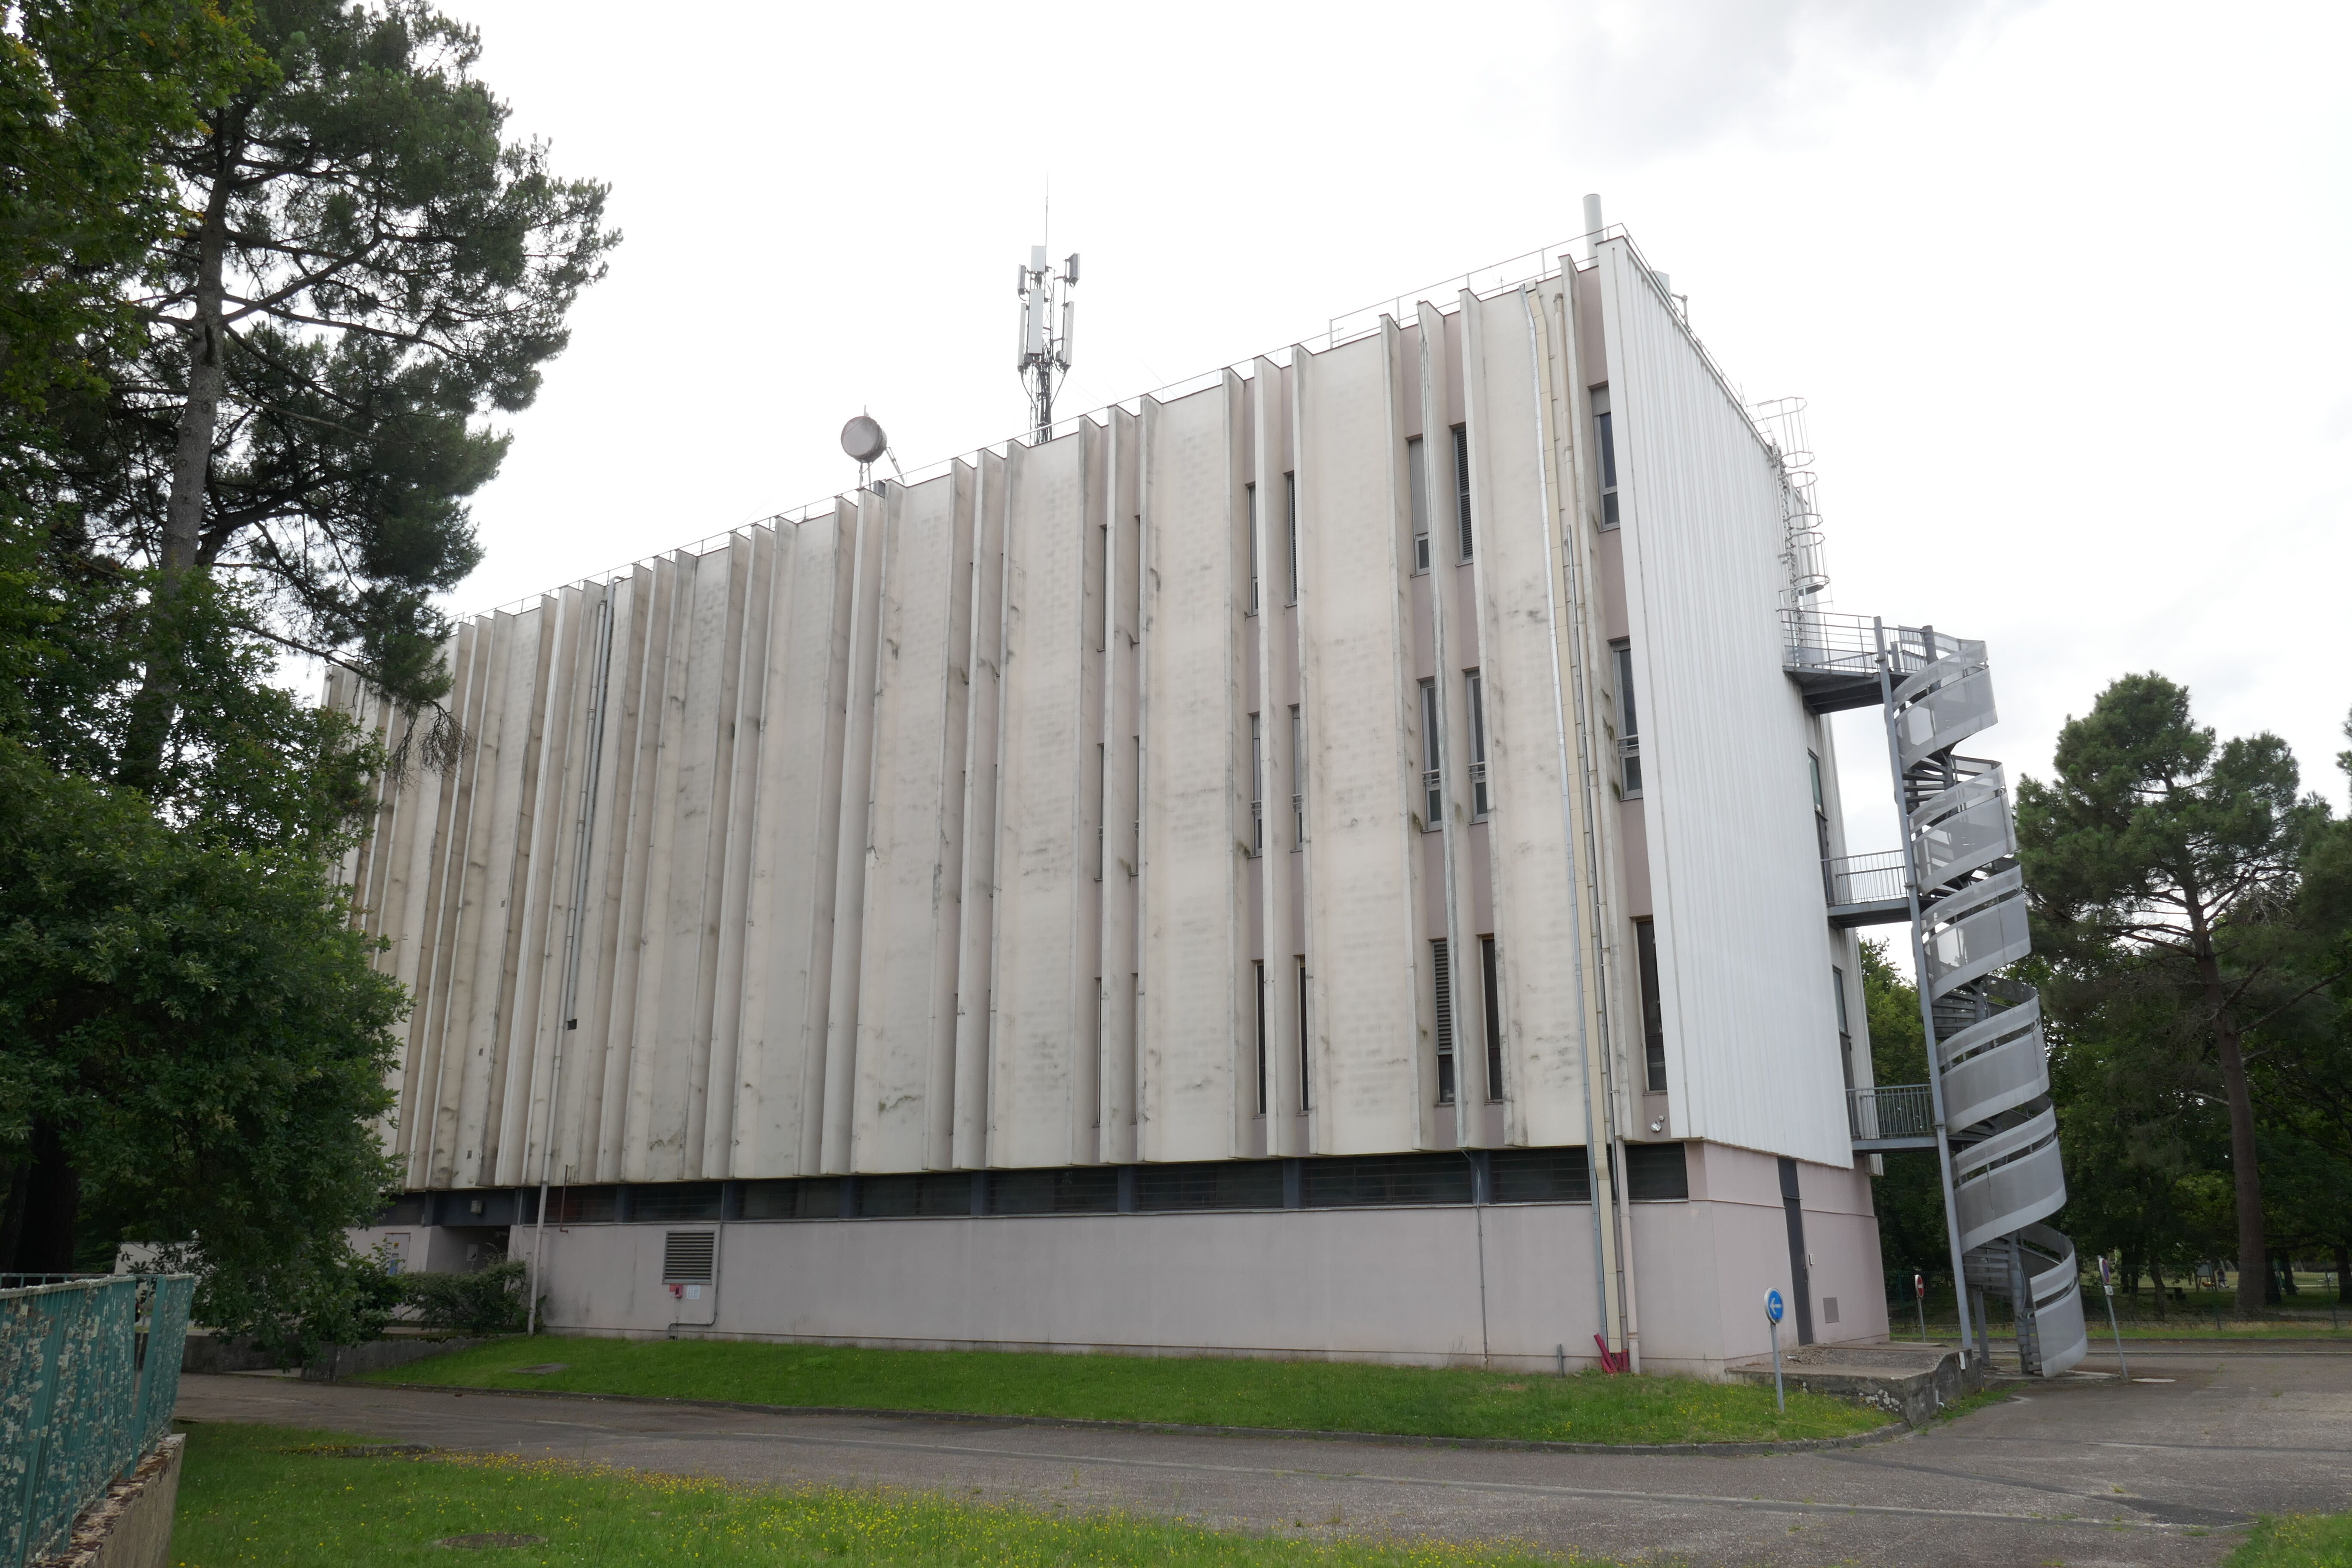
[1825,848,1907,906]
[0,1274,193,1567]
[1849,1083,1935,1141]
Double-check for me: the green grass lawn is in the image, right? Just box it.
[168,1422,1608,1568]
[359,1337,1883,1446]
[2223,1511,2352,1568]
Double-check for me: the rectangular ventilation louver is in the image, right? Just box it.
[662,1231,716,1283]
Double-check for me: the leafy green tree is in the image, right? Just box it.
[0,528,405,1324]
[2017,674,2345,1314]
[0,718,402,1292]
[62,0,619,785]
[1,0,264,511]
[1857,940,1950,1299]
[2040,949,2228,1312]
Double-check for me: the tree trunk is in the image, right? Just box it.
[2188,891,2268,1319]
[2211,1008,2268,1317]
[0,1120,81,1274]
[121,117,240,793]
[163,126,236,579]
[2335,1243,2349,1306]
[2148,1255,2168,1319]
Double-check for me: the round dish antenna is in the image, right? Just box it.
[840,415,888,464]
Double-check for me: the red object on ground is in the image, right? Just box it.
[1592,1333,1627,1373]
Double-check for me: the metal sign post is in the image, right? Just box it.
[1914,1271,1928,1342]
[2098,1256,2128,1379]
[1765,1288,1786,1413]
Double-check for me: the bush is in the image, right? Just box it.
[399,1259,527,1335]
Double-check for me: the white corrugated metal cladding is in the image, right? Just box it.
[337,235,1849,1189]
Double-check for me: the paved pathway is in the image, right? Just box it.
[178,1344,2352,1567]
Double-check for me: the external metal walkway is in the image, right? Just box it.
[1785,611,2088,1378]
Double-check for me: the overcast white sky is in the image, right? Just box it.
[433,0,2351,852]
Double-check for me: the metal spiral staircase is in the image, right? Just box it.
[1784,612,2089,1378]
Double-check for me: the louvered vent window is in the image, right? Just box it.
[1431,938,1455,1105]
[1452,425,1473,560]
[662,1231,716,1283]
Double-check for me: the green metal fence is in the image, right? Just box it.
[0,1275,193,1568]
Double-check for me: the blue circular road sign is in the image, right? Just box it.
[1765,1288,1785,1325]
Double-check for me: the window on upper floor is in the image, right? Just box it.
[1290,704,1305,846]
[1465,669,1490,819]
[1833,965,1853,1092]
[1418,678,1442,828]
[1407,435,1430,573]
[1285,471,1299,603]
[1481,934,1504,1099]
[1432,937,1455,1105]
[1612,640,1642,798]
[1592,385,1620,529]
[1451,425,1473,560]
[1249,712,1264,856]
[1255,960,1269,1115]
[1635,917,1667,1093]
[1809,750,1829,861]
[1246,482,1259,614]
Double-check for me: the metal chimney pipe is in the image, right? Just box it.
[1582,193,1603,259]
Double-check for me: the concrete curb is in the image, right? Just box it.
[364,1380,1912,1457]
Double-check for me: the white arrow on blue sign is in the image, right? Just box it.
[1765,1288,1785,1325]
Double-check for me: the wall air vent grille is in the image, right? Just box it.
[662,1231,716,1283]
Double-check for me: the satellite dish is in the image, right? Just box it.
[840,415,888,464]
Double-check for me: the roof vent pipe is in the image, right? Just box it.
[1582,193,1603,260]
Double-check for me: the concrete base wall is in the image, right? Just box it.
[36,1433,181,1568]
[469,1148,1889,1378]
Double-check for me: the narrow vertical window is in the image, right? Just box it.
[1451,425,1473,560]
[1296,957,1311,1111]
[1256,960,1269,1114]
[1833,966,1853,1092]
[1465,670,1490,818]
[1246,482,1259,614]
[1612,641,1642,798]
[1094,741,1106,880]
[1418,678,1442,827]
[1290,704,1305,846]
[1249,713,1264,856]
[1284,471,1299,603]
[1635,918,1666,1092]
[1809,750,1829,869]
[1407,435,1430,573]
[1432,938,1455,1105]
[1592,386,1620,529]
[1095,521,1109,652]
[1480,935,1503,1099]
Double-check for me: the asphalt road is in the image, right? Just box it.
[177,1344,2351,1567]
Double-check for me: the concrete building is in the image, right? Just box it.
[339,218,2082,1377]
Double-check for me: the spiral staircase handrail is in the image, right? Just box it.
[1865,620,2087,1375]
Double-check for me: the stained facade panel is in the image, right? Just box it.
[1292,329,1429,1154]
[1137,379,1251,1160]
[340,254,1852,1188]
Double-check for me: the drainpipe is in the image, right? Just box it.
[1524,278,1640,1372]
